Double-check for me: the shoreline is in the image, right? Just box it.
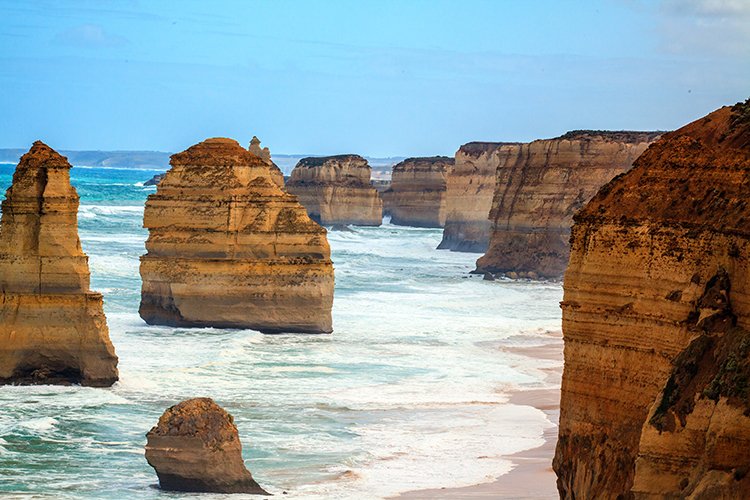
[393,336,562,499]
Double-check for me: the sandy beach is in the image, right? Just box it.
[395,334,563,500]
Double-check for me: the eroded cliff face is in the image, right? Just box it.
[383,156,454,228]
[475,131,659,279]
[554,100,750,499]
[286,155,383,226]
[139,137,334,334]
[439,142,522,252]
[0,141,118,386]
[145,398,269,494]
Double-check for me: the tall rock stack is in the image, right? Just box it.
[383,156,454,228]
[438,142,522,252]
[139,137,334,334]
[0,141,118,386]
[475,131,659,279]
[554,100,750,498]
[286,155,383,226]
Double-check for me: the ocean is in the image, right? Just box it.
[0,163,563,499]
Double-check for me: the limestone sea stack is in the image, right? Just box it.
[554,99,750,498]
[286,155,383,226]
[475,131,660,279]
[438,142,523,252]
[139,138,334,333]
[0,141,118,386]
[382,156,454,227]
[145,398,269,494]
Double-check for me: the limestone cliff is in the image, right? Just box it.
[146,398,269,494]
[382,156,454,228]
[475,131,659,279]
[438,142,522,252]
[286,155,383,226]
[0,141,118,386]
[139,137,334,334]
[554,100,750,499]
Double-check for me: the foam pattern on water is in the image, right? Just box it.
[0,165,562,499]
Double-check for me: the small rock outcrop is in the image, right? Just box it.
[144,173,165,186]
[475,131,660,279]
[0,141,118,386]
[248,136,272,165]
[139,138,334,334]
[438,142,522,252]
[382,156,454,227]
[554,100,750,498]
[286,155,383,226]
[145,398,269,495]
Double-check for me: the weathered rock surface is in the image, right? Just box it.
[286,155,383,226]
[439,142,522,252]
[139,137,334,333]
[382,156,454,228]
[145,398,269,494]
[554,100,750,499]
[475,131,659,279]
[0,141,118,386]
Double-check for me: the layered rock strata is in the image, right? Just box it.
[286,155,383,226]
[0,141,118,386]
[475,131,660,278]
[145,398,269,494]
[382,156,454,227]
[554,100,750,498]
[438,142,522,252]
[139,137,334,334]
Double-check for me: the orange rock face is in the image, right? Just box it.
[383,156,454,228]
[145,398,269,494]
[0,141,118,386]
[439,142,522,252]
[139,138,334,334]
[286,155,383,226]
[554,100,750,498]
[475,131,658,279]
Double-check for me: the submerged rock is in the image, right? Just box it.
[286,155,383,226]
[383,156,454,228]
[145,398,269,495]
[554,99,750,498]
[139,137,334,333]
[475,130,660,279]
[0,141,118,386]
[439,142,523,253]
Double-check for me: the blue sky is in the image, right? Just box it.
[1,0,748,156]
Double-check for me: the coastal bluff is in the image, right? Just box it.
[383,156,454,227]
[286,155,383,226]
[146,398,269,494]
[439,142,522,252]
[0,141,118,386]
[475,131,660,279]
[139,137,334,334]
[554,100,750,498]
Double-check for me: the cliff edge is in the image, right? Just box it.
[554,100,750,498]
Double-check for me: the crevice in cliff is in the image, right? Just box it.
[650,268,750,431]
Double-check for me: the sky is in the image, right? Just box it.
[0,0,748,156]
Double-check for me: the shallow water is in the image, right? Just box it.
[0,163,563,499]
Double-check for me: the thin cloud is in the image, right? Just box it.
[661,0,750,17]
[54,24,128,48]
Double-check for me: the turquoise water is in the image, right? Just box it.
[0,163,563,499]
